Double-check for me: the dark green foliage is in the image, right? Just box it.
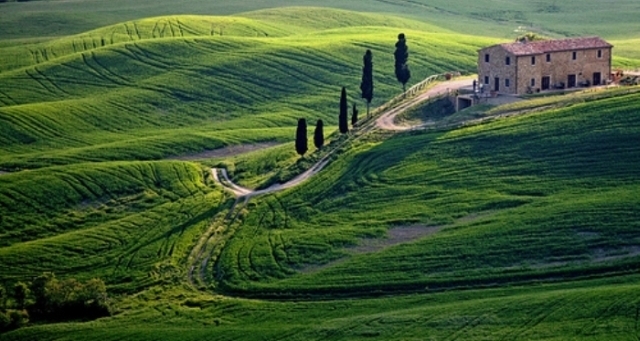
[0,309,28,332]
[394,33,411,92]
[339,87,349,134]
[351,103,359,127]
[0,285,6,309]
[360,49,374,117]
[12,283,28,310]
[0,311,8,331]
[314,119,324,150]
[28,273,110,322]
[295,118,308,157]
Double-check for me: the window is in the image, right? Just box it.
[572,51,577,60]
[531,78,536,87]
[546,53,551,62]
[531,56,536,65]
[485,54,490,63]
[484,76,489,84]
[505,79,510,87]
[505,56,511,65]
[597,49,602,58]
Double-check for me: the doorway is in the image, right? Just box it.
[494,77,500,92]
[593,72,602,86]
[568,74,576,88]
[542,76,550,90]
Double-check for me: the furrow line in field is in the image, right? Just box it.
[79,53,121,86]
[123,23,133,41]
[113,44,166,70]
[177,19,203,36]
[151,21,160,39]
[90,51,133,85]
[24,69,56,96]
[130,42,174,69]
[0,89,17,106]
[9,111,64,141]
[248,243,259,279]
[168,20,176,37]
[33,66,72,96]
[175,19,185,37]
[133,22,142,40]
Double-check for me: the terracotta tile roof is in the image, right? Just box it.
[498,37,612,56]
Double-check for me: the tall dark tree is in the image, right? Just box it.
[339,87,349,134]
[351,103,359,128]
[360,49,374,117]
[394,33,411,93]
[295,118,308,156]
[314,119,324,149]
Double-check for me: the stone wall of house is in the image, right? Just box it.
[516,48,612,94]
[477,45,517,95]
[479,44,612,95]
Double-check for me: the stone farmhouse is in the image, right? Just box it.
[477,37,613,95]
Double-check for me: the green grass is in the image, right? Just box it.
[1,6,640,340]
[2,0,640,41]
[215,91,640,296]
[3,277,640,340]
[0,10,494,171]
[0,161,228,293]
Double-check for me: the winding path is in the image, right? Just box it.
[188,76,471,287]
[376,78,472,131]
[214,77,473,198]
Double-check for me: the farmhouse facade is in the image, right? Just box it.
[478,37,613,95]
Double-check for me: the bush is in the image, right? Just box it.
[0,309,29,333]
[0,311,9,331]
[30,273,111,321]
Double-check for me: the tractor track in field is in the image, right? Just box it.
[190,74,565,291]
[187,74,471,289]
[210,76,473,200]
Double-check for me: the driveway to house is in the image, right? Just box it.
[376,78,473,131]
[213,77,475,198]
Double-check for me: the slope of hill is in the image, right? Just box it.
[0,10,495,170]
[2,0,640,40]
[1,6,640,341]
[215,90,640,296]
[0,161,226,292]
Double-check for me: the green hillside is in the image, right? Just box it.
[0,10,493,171]
[1,5,640,341]
[0,161,226,292]
[213,90,640,296]
[2,0,640,40]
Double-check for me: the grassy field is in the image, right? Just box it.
[2,0,640,41]
[0,9,497,171]
[214,90,640,296]
[0,161,230,293]
[2,4,640,341]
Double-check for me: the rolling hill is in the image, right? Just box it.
[1,5,640,341]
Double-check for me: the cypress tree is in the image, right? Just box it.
[360,49,374,117]
[394,33,411,93]
[351,103,359,128]
[314,119,324,149]
[339,87,349,134]
[295,118,308,157]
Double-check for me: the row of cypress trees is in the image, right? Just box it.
[295,33,411,157]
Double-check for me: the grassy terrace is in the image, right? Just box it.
[216,91,640,296]
[0,161,227,293]
[0,9,492,170]
[1,4,640,340]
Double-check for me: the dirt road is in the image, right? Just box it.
[376,78,472,130]
[212,78,473,198]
